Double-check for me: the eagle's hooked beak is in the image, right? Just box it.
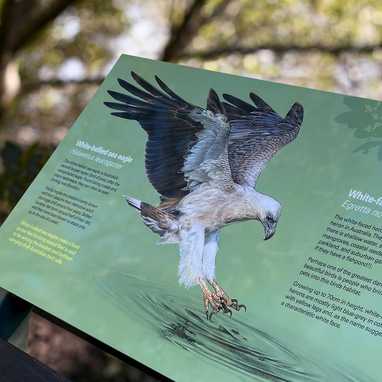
[262,218,277,241]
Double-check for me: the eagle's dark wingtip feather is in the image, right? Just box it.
[107,89,121,99]
[154,75,173,96]
[117,78,130,89]
[118,76,145,93]
[288,102,304,125]
[207,89,225,114]
[249,92,275,112]
[222,93,256,113]
[154,75,163,85]
[154,74,190,105]
[106,89,116,98]
[130,71,144,83]
[131,71,156,91]
[249,91,261,103]
[103,101,113,111]
[104,101,117,109]
[110,111,134,119]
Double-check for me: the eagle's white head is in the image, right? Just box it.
[248,191,281,240]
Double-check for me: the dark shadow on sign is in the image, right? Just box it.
[336,96,382,160]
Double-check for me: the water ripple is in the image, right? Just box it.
[97,272,373,382]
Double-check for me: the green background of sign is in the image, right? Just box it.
[0,54,381,381]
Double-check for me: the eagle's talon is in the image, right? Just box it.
[238,304,247,312]
[201,279,245,319]
[229,298,246,312]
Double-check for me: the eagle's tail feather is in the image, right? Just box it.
[123,195,179,239]
[124,195,141,210]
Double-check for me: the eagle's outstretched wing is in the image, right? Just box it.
[223,93,304,188]
[105,72,205,199]
[104,72,229,198]
[105,72,302,195]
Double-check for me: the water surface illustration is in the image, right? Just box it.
[98,272,372,382]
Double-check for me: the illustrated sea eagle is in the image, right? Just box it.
[105,72,304,319]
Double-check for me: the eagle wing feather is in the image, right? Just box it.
[105,73,303,196]
[223,93,304,188]
[105,73,231,198]
[105,72,205,199]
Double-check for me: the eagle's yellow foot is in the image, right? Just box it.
[198,279,233,320]
[210,279,247,312]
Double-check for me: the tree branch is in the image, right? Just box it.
[199,0,230,24]
[161,0,209,62]
[23,76,104,94]
[0,0,80,115]
[21,41,382,93]
[180,42,382,60]
[0,0,15,55]
[11,0,79,54]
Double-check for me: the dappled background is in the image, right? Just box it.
[0,0,381,380]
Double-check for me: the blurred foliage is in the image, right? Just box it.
[20,1,126,79]
[0,142,53,221]
[0,0,382,381]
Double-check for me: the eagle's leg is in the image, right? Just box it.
[209,279,247,312]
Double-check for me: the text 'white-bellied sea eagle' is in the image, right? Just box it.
[105,72,304,319]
